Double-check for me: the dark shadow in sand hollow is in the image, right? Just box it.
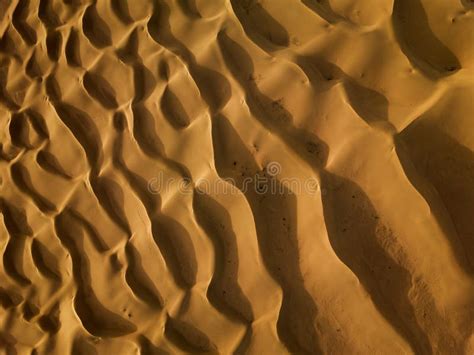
[212,114,323,354]
[397,121,474,274]
[320,171,435,354]
[392,0,461,78]
[217,31,329,171]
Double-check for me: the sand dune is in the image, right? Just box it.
[0,0,473,353]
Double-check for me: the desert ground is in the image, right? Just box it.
[0,0,473,354]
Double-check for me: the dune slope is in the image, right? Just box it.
[0,0,473,354]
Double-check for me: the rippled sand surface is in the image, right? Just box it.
[0,0,473,353]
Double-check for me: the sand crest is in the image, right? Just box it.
[0,0,473,353]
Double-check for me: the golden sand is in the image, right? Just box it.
[0,0,473,353]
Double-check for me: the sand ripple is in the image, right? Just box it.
[0,0,473,353]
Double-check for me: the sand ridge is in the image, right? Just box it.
[0,0,473,353]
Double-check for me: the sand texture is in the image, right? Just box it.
[0,0,474,353]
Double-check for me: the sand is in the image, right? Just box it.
[0,0,473,353]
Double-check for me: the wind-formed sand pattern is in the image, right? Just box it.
[0,0,473,353]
